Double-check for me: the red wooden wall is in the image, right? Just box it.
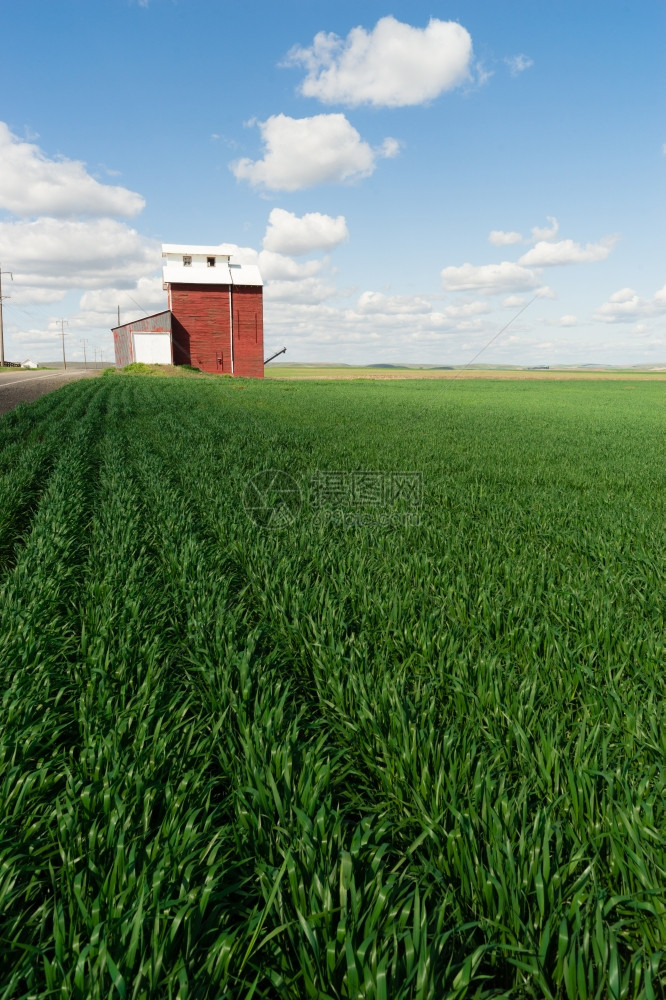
[169,283,264,377]
[170,284,231,373]
[231,286,264,378]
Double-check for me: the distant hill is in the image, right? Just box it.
[268,361,352,367]
[266,360,666,371]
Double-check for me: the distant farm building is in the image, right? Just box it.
[112,245,264,377]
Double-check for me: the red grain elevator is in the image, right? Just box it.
[162,244,264,377]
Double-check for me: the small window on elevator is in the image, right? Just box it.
[207,257,216,267]
[183,255,192,266]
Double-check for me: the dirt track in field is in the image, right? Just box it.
[0,369,99,418]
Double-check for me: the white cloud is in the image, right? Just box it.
[216,243,260,267]
[559,314,578,326]
[79,276,166,321]
[213,239,341,303]
[441,260,540,293]
[488,218,560,247]
[264,277,339,304]
[473,62,494,88]
[610,287,638,303]
[261,293,516,364]
[519,235,618,267]
[260,286,666,365]
[263,208,349,255]
[0,122,144,219]
[443,300,491,318]
[206,241,328,283]
[286,16,472,108]
[258,250,324,281]
[489,229,523,246]
[594,282,666,323]
[6,285,67,306]
[380,137,402,159]
[530,216,559,242]
[0,217,159,290]
[5,278,166,364]
[357,291,432,315]
[8,317,111,363]
[505,54,534,76]
[230,114,398,191]
[12,328,67,347]
[502,295,525,307]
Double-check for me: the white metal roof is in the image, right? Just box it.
[230,263,263,287]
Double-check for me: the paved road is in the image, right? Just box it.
[0,369,99,419]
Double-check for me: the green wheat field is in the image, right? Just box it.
[0,372,664,999]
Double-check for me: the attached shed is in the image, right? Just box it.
[112,310,173,367]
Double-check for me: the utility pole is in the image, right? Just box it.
[59,319,69,370]
[117,305,120,327]
[81,338,88,370]
[93,346,97,369]
[0,264,14,367]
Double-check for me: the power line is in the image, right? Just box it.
[3,298,41,321]
[122,291,151,316]
[442,294,540,387]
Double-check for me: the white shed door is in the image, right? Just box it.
[133,334,172,364]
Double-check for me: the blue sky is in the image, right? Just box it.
[1,0,664,365]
